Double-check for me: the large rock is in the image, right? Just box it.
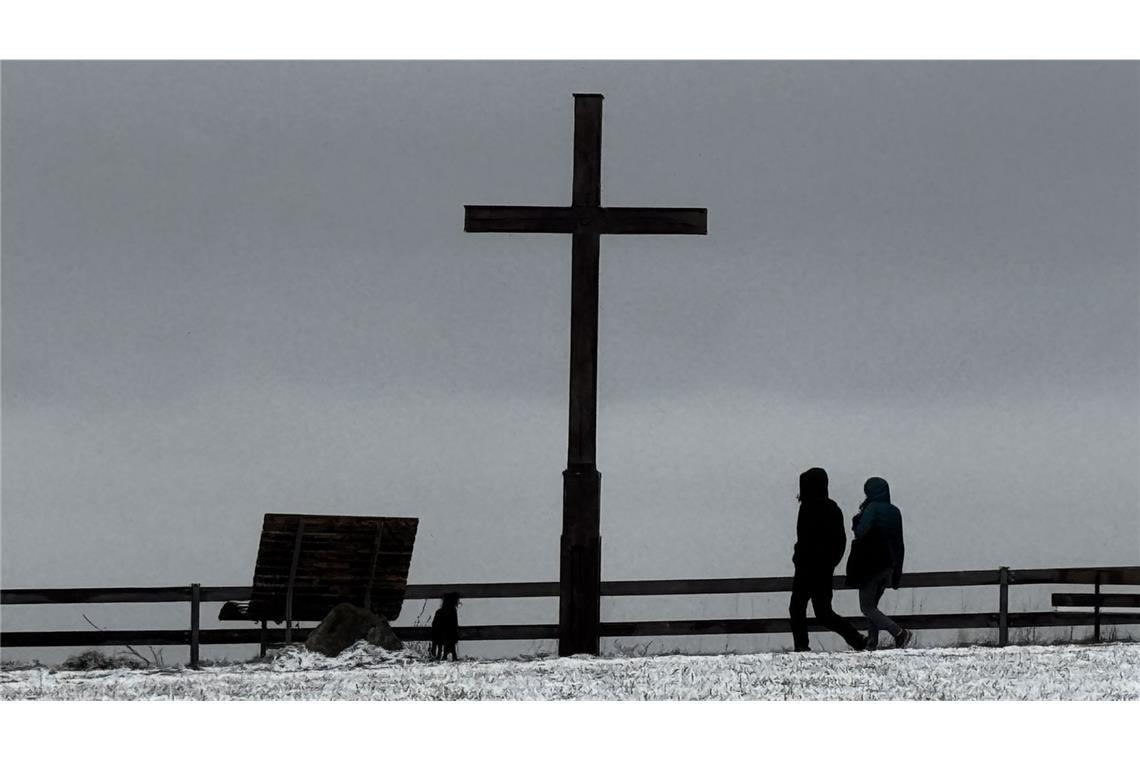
[304,603,403,657]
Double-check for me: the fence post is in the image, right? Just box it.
[1093,572,1101,644]
[998,566,1009,647]
[189,583,201,668]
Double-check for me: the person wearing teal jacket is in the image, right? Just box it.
[847,476,913,650]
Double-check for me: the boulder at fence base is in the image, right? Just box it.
[304,602,404,657]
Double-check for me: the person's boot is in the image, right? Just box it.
[850,635,869,652]
[894,628,914,648]
[865,633,879,651]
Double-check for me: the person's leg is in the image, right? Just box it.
[789,573,812,651]
[858,580,879,649]
[809,579,867,650]
[877,581,913,647]
[859,568,902,639]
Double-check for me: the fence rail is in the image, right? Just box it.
[3,565,1139,666]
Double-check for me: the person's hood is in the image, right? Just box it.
[861,476,892,507]
[799,467,829,502]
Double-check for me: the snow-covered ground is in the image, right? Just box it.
[2,642,1138,700]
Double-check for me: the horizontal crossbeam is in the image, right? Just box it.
[464,205,707,235]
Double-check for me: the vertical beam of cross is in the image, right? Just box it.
[560,96,604,656]
[464,93,707,655]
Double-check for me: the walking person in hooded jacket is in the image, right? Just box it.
[789,467,868,652]
[846,476,913,649]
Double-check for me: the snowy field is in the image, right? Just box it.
[3,642,1138,700]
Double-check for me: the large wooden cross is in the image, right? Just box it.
[464,93,707,655]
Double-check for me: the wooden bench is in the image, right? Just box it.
[219,513,419,654]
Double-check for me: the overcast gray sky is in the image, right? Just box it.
[2,62,1137,655]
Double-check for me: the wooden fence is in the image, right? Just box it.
[3,565,1138,667]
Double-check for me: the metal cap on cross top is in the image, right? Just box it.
[463,93,707,655]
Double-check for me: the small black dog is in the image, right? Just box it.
[430,592,461,661]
